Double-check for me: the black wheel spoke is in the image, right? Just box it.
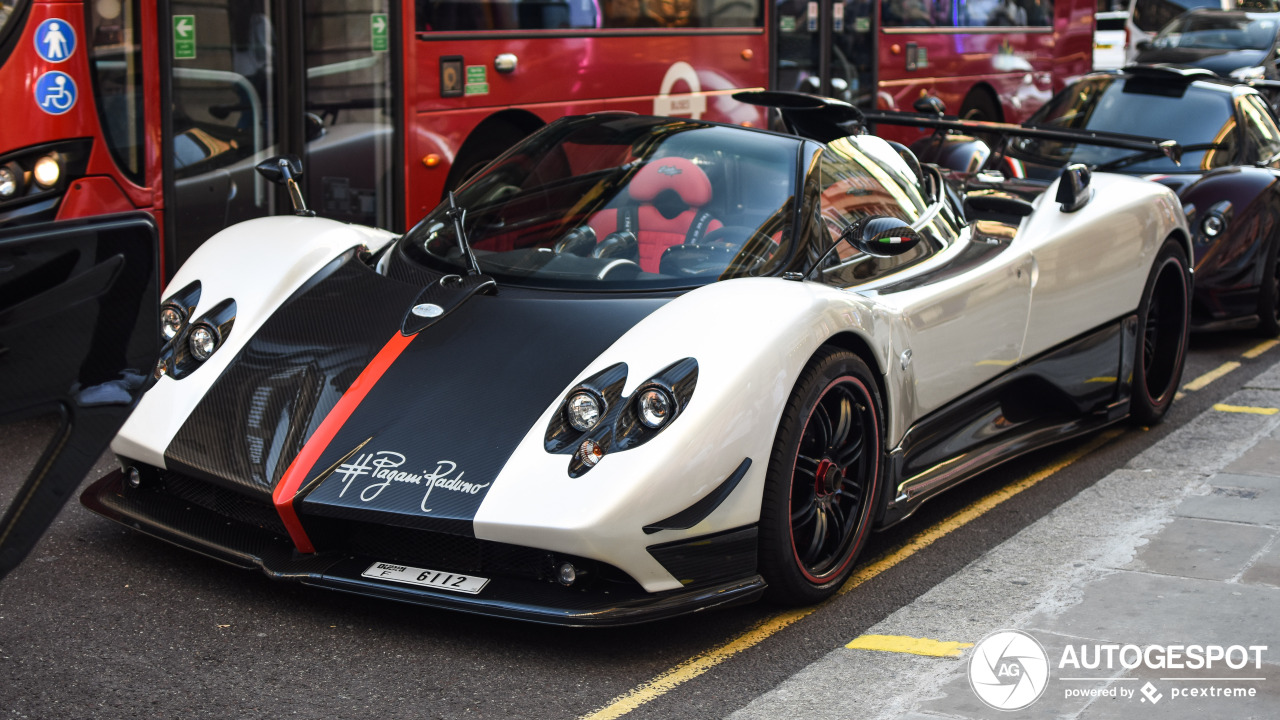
[791,501,817,526]
[835,430,865,467]
[805,508,828,560]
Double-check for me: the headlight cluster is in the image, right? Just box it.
[153,281,237,379]
[544,359,699,476]
[0,140,92,225]
[1200,200,1232,241]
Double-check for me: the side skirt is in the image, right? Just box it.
[878,315,1137,528]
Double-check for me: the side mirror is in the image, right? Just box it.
[841,216,924,257]
[254,154,315,217]
[304,112,327,142]
[1136,39,1153,52]
[913,95,947,116]
[1056,163,1092,213]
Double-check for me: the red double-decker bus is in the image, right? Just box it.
[0,0,767,279]
[773,0,1093,123]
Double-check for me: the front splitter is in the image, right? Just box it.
[80,470,766,627]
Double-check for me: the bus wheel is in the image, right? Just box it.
[959,90,1002,123]
[444,120,528,195]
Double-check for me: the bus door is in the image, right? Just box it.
[157,0,399,276]
[773,0,877,108]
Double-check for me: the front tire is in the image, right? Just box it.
[759,349,882,606]
[1131,239,1191,425]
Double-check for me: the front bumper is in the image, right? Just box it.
[80,470,765,626]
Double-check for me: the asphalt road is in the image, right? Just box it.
[0,330,1273,720]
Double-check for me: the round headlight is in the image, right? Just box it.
[637,387,674,429]
[566,391,602,431]
[33,155,61,189]
[0,165,18,198]
[160,304,186,341]
[188,323,219,361]
[1202,214,1224,238]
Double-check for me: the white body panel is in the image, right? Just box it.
[112,217,396,468]
[1018,174,1187,356]
[474,277,896,592]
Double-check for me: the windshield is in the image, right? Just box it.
[400,115,802,290]
[1015,76,1236,173]
[1152,12,1280,50]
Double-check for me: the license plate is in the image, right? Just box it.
[362,561,489,594]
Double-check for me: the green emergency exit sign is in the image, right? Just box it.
[173,15,196,60]
[371,14,389,53]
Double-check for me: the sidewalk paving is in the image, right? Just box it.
[730,362,1280,720]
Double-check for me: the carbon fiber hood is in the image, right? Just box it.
[163,251,668,536]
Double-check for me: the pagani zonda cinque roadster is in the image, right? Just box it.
[901,64,1280,335]
[82,93,1193,626]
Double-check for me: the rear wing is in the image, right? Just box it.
[732,91,1183,168]
[862,110,1183,166]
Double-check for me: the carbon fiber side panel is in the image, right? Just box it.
[646,526,758,587]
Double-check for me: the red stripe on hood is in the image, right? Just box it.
[272,331,416,553]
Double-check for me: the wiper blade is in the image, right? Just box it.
[1093,142,1221,172]
[445,190,482,276]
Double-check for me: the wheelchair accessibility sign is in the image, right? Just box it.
[34,18,76,63]
[35,71,77,115]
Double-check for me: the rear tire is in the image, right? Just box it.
[1131,239,1191,425]
[959,89,1002,123]
[759,348,882,606]
[443,120,527,196]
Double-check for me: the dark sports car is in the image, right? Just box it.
[1134,9,1280,82]
[79,99,1191,625]
[908,65,1280,335]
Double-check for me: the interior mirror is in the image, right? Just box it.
[841,216,924,257]
[1056,163,1092,213]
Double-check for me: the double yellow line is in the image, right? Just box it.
[581,338,1280,720]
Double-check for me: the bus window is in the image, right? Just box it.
[416,0,761,30]
[87,0,144,186]
[303,0,395,229]
[167,0,280,265]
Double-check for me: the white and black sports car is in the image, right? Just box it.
[82,96,1193,625]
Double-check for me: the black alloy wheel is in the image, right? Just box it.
[1132,239,1191,425]
[759,348,882,605]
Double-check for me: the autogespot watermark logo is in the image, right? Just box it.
[968,630,1051,711]
[965,630,1269,709]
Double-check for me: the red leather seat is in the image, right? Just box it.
[587,157,723,272]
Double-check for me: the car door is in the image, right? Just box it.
[815,138,1034,419]
[0,213,159,580]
